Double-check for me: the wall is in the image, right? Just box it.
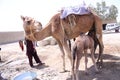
[0,31,24,45]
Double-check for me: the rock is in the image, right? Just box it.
[38,37,57,46]
[39,40,50,46]
[50,38,57,45]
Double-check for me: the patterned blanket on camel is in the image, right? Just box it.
[60,5,91,19]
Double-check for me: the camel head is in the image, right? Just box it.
[21,16,42,40]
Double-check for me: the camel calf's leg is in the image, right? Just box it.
[72,52,76,80]
[75,53,83,80]
[90,48,99,72]
[84,50,88,74]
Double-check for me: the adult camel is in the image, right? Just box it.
[21,12,104,72]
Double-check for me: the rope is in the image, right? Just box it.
[25,20,38,41]
[29,24,37,41]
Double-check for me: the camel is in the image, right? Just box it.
[72,33,98,80]
[21,12,104,72]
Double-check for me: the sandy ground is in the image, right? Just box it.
[0,32,120,80]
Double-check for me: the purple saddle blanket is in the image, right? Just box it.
[60,5,90,19]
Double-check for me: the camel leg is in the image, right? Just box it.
[75,53,82,80]
[72,58,76,80]
[96,35,104,68]
[68,40,71,51]
[63,39,72,69]
[93,34,99,58]
[72,45,77,80]
[68,38,76,51]
[90,48,99,72]
[56,39,66,72]
[94,15,104,68]
[94,38,98,53]
[84,49,88,74]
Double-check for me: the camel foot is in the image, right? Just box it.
[95,70,100,74]
[96,61,103,69]
[84,72,89,75]
[94,54,97,58]
[60,70,70,73]
[84,70,89,75]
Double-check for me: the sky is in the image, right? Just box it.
[0,0,120,31]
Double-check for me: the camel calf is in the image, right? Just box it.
[72,33,98,80]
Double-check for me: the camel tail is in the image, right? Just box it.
[88,20,96,38]
[90,21,96,33]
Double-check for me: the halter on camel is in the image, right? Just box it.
[25,20,42,41]
[25,21,37,41]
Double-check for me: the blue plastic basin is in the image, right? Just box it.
[13,71,37,80]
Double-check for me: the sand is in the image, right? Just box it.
[0,32,120,80]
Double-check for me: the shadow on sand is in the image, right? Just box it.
[32,63,49,70]
[67,53,120,80]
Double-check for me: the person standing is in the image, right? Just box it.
[25,38,44,67]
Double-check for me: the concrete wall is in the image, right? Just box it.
[0,31,24,45]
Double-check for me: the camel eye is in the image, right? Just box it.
[27,21,31,25]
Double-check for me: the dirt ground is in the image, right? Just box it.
[0,32,120,80]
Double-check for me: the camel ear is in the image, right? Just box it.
[21,16,25,21]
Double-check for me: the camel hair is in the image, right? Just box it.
[21,12,104,72]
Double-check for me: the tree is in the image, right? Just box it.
[108,5,118,20]
[93,1,118,20]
